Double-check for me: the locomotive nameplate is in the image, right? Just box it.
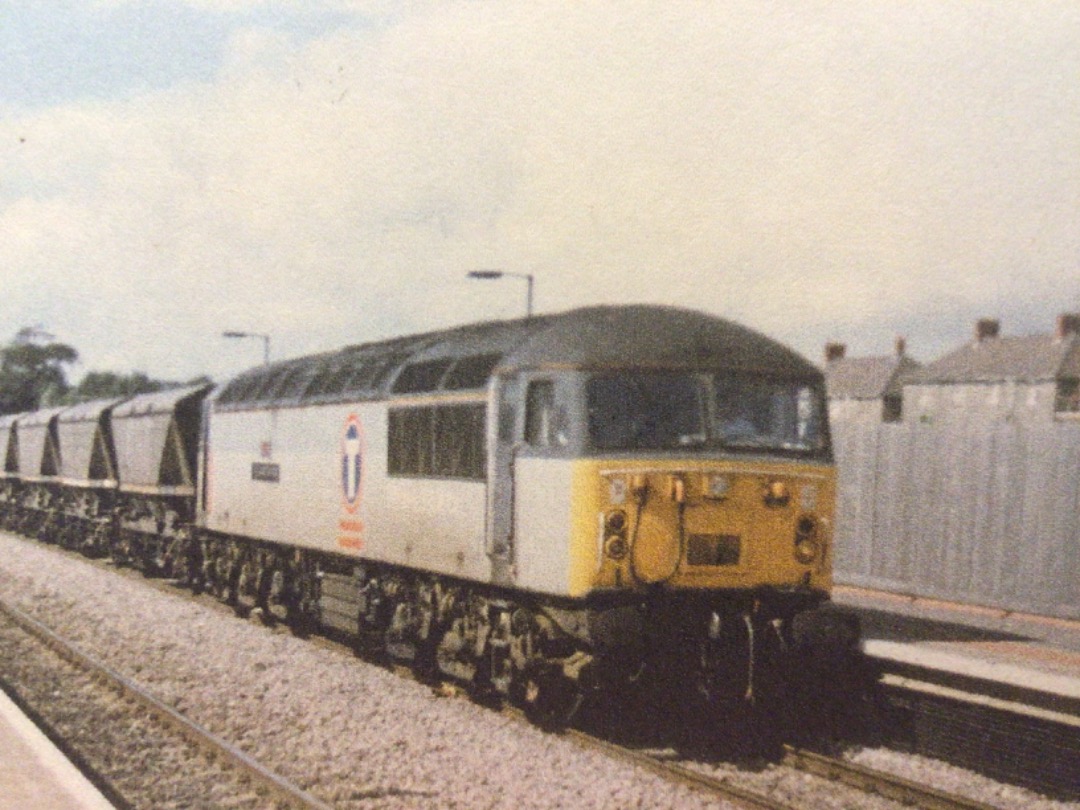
[251,462,280,483]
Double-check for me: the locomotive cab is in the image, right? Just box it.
[490,367,834,600]
[486,314,857,725]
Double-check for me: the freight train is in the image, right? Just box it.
[0,305,858,730]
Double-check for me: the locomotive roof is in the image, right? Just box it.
[500,305,816,375]
[216,305,819,411]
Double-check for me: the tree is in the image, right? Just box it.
[71,371,163,401]
[62,372,211,405]
[0,327,79,415]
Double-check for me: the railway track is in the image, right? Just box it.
[561,729,1006,810]
[0,598,334,810]
[780,746,1003,810]
[3,534,1073,809]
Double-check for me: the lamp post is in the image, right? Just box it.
[467,270,534,318]
[222,331,271,365]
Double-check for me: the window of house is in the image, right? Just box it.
[882,394,903,423]
[1055,378,1080,415]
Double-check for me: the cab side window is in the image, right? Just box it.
[525,380,566,448]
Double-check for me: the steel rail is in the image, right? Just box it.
[0,536,1044,810]
[563,729,799,810]
[781,746,1002,810]
[0,599,336,810]
[565,724,1004,810]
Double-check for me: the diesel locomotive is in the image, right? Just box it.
[0,305,858,729]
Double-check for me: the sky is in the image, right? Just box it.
[2,1,1079,384]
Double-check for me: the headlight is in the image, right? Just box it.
[605,510,627,533]
[794,515,819,564]
[603,510,629,561]
[605,536,629,560]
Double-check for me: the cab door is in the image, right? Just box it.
[486,372,524,585]
[487,373,574,591]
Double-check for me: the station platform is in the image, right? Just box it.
[833,585,1080,720]
[0,688,115,810]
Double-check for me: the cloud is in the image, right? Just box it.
[3,2,1080,383]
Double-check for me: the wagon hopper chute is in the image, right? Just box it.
[51,397,127,551]
[0,413,22,529]
[109,383,213,572]
[7,407,67,539]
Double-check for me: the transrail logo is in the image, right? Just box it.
[339,414,365,551]
[341,414,364,512]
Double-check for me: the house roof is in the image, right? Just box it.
[826,354,921,399]
[911,333,1080,384]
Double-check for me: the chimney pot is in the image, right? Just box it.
[825,343,846,363]
[1056,313,1080,339]
[895,336,906,357]
[975,318,1000,343]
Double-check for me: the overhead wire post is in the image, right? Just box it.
[467,270,535,318]
[222,331,271,365]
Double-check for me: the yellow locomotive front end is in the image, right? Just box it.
[575,459,835,597]
[512,364,861,733]
[563,367,836,602]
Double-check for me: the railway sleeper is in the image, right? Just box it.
[3,510,862,739]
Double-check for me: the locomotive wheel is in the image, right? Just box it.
[411,636,441,684]
[514,664,583,729]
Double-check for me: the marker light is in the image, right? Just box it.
[764,480,791,508]
[609,477,627,505]
[794,515,820,564]
[706,475,730,499]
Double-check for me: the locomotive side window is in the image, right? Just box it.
[444,354,500,391]
[587,373,706,450]
[217,373,262,405]
[388,404,486,480]
[525,380,566,448]
[392,359,454,394]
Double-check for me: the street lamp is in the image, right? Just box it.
[467,270,534,318]
[222,331,271,365]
